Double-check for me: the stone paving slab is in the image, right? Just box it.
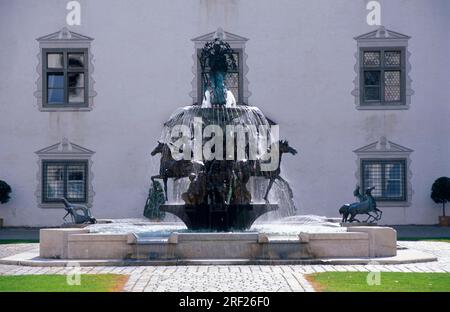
[0,243,38,259]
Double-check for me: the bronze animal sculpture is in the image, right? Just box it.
[339,186,382,223]
[150,141,204,200]
[182,172,207,205]
[60,197,96,224]
[230,161,252,205]
[249,140,297,201]
[206,159,234,205]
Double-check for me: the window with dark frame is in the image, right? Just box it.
[198,50,243,104]
[43,48,88,107]
[360,48,405,105]
[361,159,406,201]
[42,160,88,203]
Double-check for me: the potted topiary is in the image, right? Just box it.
[0,180,12,228]
[431,177,450,227]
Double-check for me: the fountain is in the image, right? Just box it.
[34,29,404,265]
[148,31,297,231]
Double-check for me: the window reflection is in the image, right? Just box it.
[68,53,84,68]
[47,53,63,68]
[47,73,64,103]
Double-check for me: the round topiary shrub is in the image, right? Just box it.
[431,177,450,216]
[0,180,12,204]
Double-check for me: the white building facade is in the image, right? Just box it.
[0,0,449,226]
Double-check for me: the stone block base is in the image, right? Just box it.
[348,226,397,257]
[40,228,89,259]
[39,226,398,260]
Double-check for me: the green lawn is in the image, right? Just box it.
[397,237,450,243]
[306,272,450,292]
[0,239,39,244]
[0,274,128,292]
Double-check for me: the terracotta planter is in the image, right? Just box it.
[438,216,450,227]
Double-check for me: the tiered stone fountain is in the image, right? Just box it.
[35,30,403,265]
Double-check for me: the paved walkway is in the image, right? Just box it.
[0,243,38,259]
[0,241,449,292]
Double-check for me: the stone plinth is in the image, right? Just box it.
[300,232,370,258]
[40,228,89,259]
[348,226,397,257]
[67,233,132,259]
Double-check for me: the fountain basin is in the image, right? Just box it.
[39,225,397,261]
[160,203,278,231]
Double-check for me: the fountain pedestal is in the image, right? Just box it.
[160,203,278,231]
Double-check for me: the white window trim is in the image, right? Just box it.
[35,27,96,112]
[352,26,414,110]
[35,138,95,208]
[353,136,413,207]
[190,28,251,105]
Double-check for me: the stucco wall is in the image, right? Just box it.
[0,0,449,226]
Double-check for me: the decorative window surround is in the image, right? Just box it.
[35,27,96,112]
[353,136,413,207]
[190,28,250,105]
[35,138,95,208]
[352,26,413,110]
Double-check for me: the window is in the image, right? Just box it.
[42,160,88,203]
[36,138,95,208]
[43,49,88,107]
[36,28,95,112]
[361,159,406,201]
[352,26,413,110]
[360,48,404,105]
[354,137,413,207]
[198,50,242,104]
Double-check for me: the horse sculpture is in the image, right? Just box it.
[339,186,382,223]
[150,141,204,200]
[150,140,297,205]
[249,140,298,201]
[258,140,297,201]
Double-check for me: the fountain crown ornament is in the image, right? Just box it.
[199,28,237,105]
[213,27,226,40]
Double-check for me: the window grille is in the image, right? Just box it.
[42,161,87,203]
[361,159,406,201]
[361,48,404,105]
